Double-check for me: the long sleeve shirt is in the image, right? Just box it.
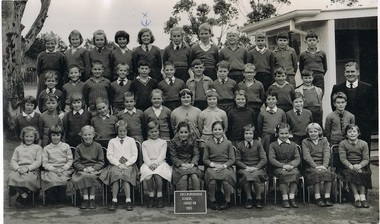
[11,144,42,171]
[203,138,235,167]
[74,142,105,171]
[324,110,355,143]
[269,140,300,168]
[339,139,369,168]
[142,138,167,165]
[235,140,267,169]
[299,49,327,74]
[42,142,73,171]
[169,136,199,168]
[106,136,137,167]
[302,137,330,168]
[198,107,228,135]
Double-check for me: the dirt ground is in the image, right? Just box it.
[3,139,379,224]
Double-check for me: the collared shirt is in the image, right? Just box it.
[306,48,320,53]
[117,78,127,85]
[199,42,212,52]
[96,47,104,52]
[73,109,84,115]
[124,108,136,115]
[214,137,224,144]
[152,106,163,117]
[23,111,35,119]
[119,47,130,54]
[274,45,291,52]
[348,139,358,146]
[271,81,290,88]
[255,46,267,54]
[165,77,175,85]
[346,80,358,88]
[46,88,56,93]
[266,106,278,113]
[218,78,228,84]
[100,114,111,120]
[302,84,316,90]
[71,47,78,54]
[245,140,253,148]
[46,50,56,53]
[142,44,151,52]
[293,108,303,115]
[277,139,291,145]
[173,43,182,50]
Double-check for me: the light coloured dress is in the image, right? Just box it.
[41,142,74,190]
[8,144,42,192]
[99,136,139,186]
[140,138,172,182]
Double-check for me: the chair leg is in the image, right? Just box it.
[140,181,144,206]
[32,191,35,206]
[302,178,305,204]
[338,180,342,203]
[42,190,45,205]
[307,186,310,203]
[264,181,267,204]
[274,177,277,204]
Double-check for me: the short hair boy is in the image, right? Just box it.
[14,96,41,140]
[273,31,297,88]
[213,60,237,112]
[110,63,132,114]
[38,71,64,113]
[325,92,355,145]
[267,66,294,112]
[299,31,327,92]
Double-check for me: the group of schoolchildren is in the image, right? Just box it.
[9,22,371,212]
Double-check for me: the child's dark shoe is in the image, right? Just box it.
[315,198,325,207]
[80,199,88,209]
[361,200,369,208]
[88,199,96,209]
[289,199,299,208]
[126,202,133,211]
[282,200,290,208]
[244,199,253,209]
[354,200,362,208]
[147,197,154,208]
[108,201,117,211]
[324,198,333,207]
[255,199,264,209]
[157,197,164,208]
[210,201,219,210]
[219,200,230,210]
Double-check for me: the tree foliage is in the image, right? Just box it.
[245,0,291,24]
[164,0,239,46]
[330,0,359,7]
[25,31,67,59]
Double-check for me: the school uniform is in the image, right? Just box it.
[170,106,202,139]
[99,136,139,186]
[39,111,63,147]
[302,137,336,186]
[237,79,265,111]
[140,138,172,182]
[88,47,113,81]
[144,106,172,140]
[257,106,287,153]
[198,107,228,137]
[190,43,219,80]
[62,81,85,112]
[71,141,105,190]
[247,47,274,91]
[236,140,268,187]
[41,142,74,191]
[267,81,294,112]
[227,106,257,142]
[158,77,186,111]
[273,46,298,88]
[203,137,236,187]
[338,139,372,189]
[36,50,67,98]
[116,108,144,143]
[110,78,131,114]
[295,85,323,127]
[169,135,202,187]
[63,109,92,147]
[133,45,163,82]
[83,77,111,111]
[91,114,118,147]
[8,144,42,192]
[130,76,158,111]
[213,78,236,112]
[14,111,40,139]
[324,110,355,145]
[286,108,313,146]
[186,75,213,110]
[110,47,134,80]
[299,49,327,91]
[268,139,300,184]
[219,45,248,83]
[65,47,91,81]
[38,88,64,113]
[163,42,191,81]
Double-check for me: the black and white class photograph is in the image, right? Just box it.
[2,0,378,223]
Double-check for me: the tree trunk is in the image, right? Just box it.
[2,0,51,138]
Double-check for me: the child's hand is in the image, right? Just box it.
[149,163,158,171]
[17,167,28,175]
[315,166,327,171]
[283,164,293,171]
[353,164,362,173]
[87,167,95,173]
[118,164,128,170]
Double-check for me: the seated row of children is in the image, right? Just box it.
[9,118,371,211]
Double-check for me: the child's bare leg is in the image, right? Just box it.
[289,182,297,199]
[146,176,155,197]
[243,182,252,200]
[190,174,200,190]
[208,180,217,202]
[82,188,89,200]
[324,181,332,198]
[349,182,359,201]
[111,181,119,202]
[89,186,96,199]
[280,183,289,201]
[153,175,163,197]
[314,183,321,199]
[177,175,188,190]
[122,181,131,202]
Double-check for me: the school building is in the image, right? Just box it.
[240,6,378,147]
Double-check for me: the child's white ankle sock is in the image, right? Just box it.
[359,194,366,201]
[289,193,295,200]
[21,192,28,198]
[112,198,117,203]
[157,192,163,197]
[325,193,330,199]
[89,195,95,200]
[148,192,154,197]
[315,193,321,200]
[126,198,131,203]
[83,195,89,200]
[354,194,360,201]
[282,195,288,200]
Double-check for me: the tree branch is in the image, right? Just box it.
[23,0,51,51]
